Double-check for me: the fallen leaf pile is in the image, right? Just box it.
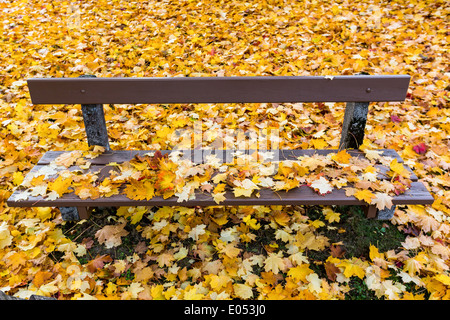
[0,0,449,300]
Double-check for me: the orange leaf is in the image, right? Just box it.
[331,150,351,164]
[86,255,113,273]
[32,271,53,288]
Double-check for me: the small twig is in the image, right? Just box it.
[273,190,282,201]
[72,224,94,242]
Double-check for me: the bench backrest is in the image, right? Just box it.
[26,75,410,150]
[27,75,410,104]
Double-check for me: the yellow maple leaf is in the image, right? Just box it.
[243,215,261,230]
[264,252,286,274]
[126,282,144,299]
[150,285,165,300]
[233,283,253,299]
[273,210,290,226]
[371,192,393,210]
[287,264,314,282]
[36,207,52,221]
[105,282,118,297]
[213,192,226,204]
[338,259,365,279]
[354,189,375,204]
[369,245,384,262]
[434,274,450,286]
[323,207,340,223]
[233,187,253,197]
[310,138,328,149]
[218,242,241,258]
[47,175,73,197]
[98,178,120,197]
[12,171,24,186]
[30,175,46,187]
[310,177,333,195]
[123,179,155,201]
[32,270,53,288]
[74,183,100,200]
[310,219,325,229]
[209,271,231,291]
[331,149,351,164]
[53,151,82,168]
[0,222,13,249]
[183,286,204,300]
[403,258,422,275]
[211,212,228,226]
[389,158,411,178]
[130,207,147,225]
[213,183,226,194]
[155,171,176,193]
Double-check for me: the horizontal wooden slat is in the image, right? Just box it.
[6,181,434,208]
[27,75,410,104]
[7,162,417,195]
[35,149,417,181]
[9,148,429,208]
[37,149,405,165]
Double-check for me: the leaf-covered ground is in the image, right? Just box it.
[0,0,449,300]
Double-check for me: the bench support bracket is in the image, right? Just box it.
[60,207,91,221]
[363,205,396,220]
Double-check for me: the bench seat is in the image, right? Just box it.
[7,149,434,217]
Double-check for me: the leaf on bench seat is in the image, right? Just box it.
[10,149,423,208]
[354,189,376,204]
[123,180,155,201]
[53,151,82,168]
[310,177,333,195]
[371,193,394,210]
[389,158,411,179]
[47,176,73,197]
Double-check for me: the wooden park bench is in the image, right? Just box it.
[7,75,434,221]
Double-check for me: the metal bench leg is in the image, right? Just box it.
[60,207,91,221]
[377,205,396,220]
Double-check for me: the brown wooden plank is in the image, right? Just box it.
[6,181,434,208]
[35,149,417,181]
[37,149,407,165]
[25,163,417,186]
[27,75,410,104]
[11,148,427,208]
